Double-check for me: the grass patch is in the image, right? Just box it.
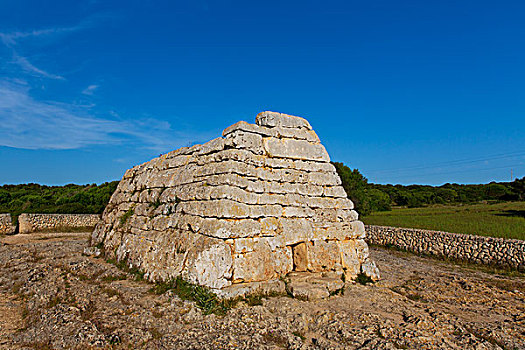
[355,272,374,285]
[362,201,525,240]
[105,257,145,281]
[150,277,282,315]
[101,274,127,282]
[150,198,162,210]
[119,206,135,227]
[149,277,228,315]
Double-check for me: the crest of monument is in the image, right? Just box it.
[91,111,379,297]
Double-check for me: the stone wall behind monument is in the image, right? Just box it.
[18,213,101,233]
[0,214,16,235]
[91,111,379,296]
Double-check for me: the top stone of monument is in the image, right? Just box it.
[255,111,312,130]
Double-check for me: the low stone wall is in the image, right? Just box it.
[366,225,525,271]
[0,214,16,235]
[18,213,101,234]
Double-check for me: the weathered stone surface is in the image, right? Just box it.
[263,138,330,162]
[91,111,378,295]
[212,278,285,298]
[338,240,361,277]
[0,214,16,235]
[306,240,341,272]
[225,130,264,155]
[18,213,100,234]
[256,111,312,130]
[285,272,345,300]
[232,243,292,283]
[287,281,330,300]
[185,242,233,289]
[292,242,308,271]
[223,120,321,143]
[5,233,524,350]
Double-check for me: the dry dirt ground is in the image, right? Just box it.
[0,232,523,350]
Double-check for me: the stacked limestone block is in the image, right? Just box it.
[0,214,16,235]
[18,213,101,233]
[91,111,379,297]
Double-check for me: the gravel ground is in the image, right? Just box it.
[0,232,523,349]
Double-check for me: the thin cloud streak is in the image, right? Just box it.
[0,23,87,47]
[0,20,94,81]
[0,80,199,151]
[13,54,65,80]
[82,84,99,95]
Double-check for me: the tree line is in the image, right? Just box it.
[0,182,119,221]
[0,164,523,219]
[333,162,525,215]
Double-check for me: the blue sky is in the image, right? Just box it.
[0,0,524,186]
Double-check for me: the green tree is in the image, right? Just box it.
[332,162,391,215]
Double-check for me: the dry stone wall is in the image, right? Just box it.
[0,214,16,235]
[366,225,525,271]
[18,213,101,234]
[91,111,379,297]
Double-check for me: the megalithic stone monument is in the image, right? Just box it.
[91,111,379,297]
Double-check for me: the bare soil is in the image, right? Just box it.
[0,232,523,349]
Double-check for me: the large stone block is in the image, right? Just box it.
[306,240,341,272]
[225,130,264,155]
[263,138,330,162]
[232,242,292,283]
[256,111,312,130]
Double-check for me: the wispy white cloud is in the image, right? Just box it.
[82,84,99,95]
[0,24,86,47]
[0,22,91,81]
[13,54,65,80]
[0,79,201,151]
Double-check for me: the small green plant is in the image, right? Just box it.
[244,294,264,306]
[81,300,96,320]
[149,327,162,340]
[119,206,135,227]
[47,295,62,308]
[292,330,306,341]
[101,274,127,282]
[150,198,162,210]
[330,286,345,296]
[21,305,29,319]
[355,272,374,285]
[149,276,234,315]
[106,256,145,281]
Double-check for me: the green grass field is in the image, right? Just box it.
[362,201,525,240]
